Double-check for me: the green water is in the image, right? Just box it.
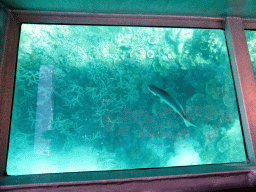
[6,24,246,175]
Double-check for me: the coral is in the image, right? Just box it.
[16,66,39,86]
[102,112,120,133]
[147,50,155,59]
[157,46,177,69]
[164,29,181,44]
[186,93,219,122]
[82,131,101,145]
[207,33,222,54]
[179,54,192,70]
[152,53,179,79]
[84,63,140,129]
[216,120,246,162]
[205,79,224,99]
[217,136,229,153]
[130,47,146,61]
[12,24,239,172]
[223,94,234,107]
[62,83,84,109]
[162,47,177,59]
[48,115,86,152]
[168,138,202,166]
[203,125,218,145]
[124,144,156,168]
[96,150,118,170]
[200,145,217,164]
[116,33,132,49]
[10,127,34,149]
[222,80,237,108]
[184,67,214,89]
[148,35,160,45]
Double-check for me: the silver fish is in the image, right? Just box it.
[148,84,196,127]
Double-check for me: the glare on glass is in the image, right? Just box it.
[7,24,246,175]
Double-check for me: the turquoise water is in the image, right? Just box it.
[245,30,256,81]
[7,24,246,175]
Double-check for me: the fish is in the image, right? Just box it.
[147,84,196,127]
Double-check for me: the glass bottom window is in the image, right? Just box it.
[7,24,246,175]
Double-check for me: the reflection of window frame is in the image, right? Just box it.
[0,11,256,191]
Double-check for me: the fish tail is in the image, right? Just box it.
[184,118,197,127]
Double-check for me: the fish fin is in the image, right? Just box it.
[184,118,197,127]
[176,100,185,115]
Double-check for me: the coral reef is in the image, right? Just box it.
[205,79,224,99]
[8,24,246,174]
[147,50,155,59]
[216,120,246,162]
[186,93,219,122]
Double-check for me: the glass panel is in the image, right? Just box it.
[245,30,256,80]
[7,24,246,175]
